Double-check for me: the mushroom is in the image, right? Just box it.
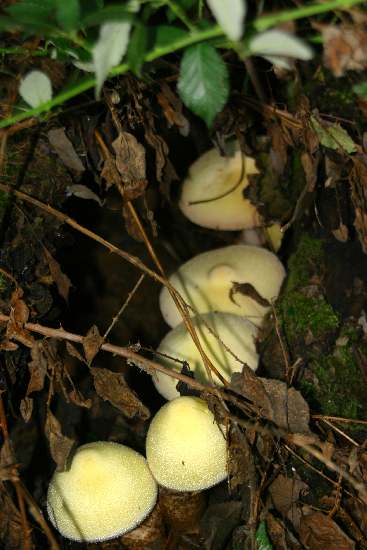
[153,311,258,400]
[179,142,261,231]
[47,441,158,542]
[160,244,286,328]
[146,396,227,492]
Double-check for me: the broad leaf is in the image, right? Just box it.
[311,116,357,153]
[19,70,52,108]
[82,5,131,27]
[249,30,313,61]
[153,25,187,48]
[56,0,80,31]
[207,0,246,41]
[127,24,148,76]
[354,81,367,98]
[92,21,132,97]
[178,43,229,127]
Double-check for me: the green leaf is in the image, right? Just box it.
[82,6,131,27]
[310,116,357,154]
[127,24,148,76]
[353,81,367,98]
[207,0,246,41]
[248,30,313,61]
[56,0,80,31]
[4,0,57,33]
[19,70,53,108]
[177,43,229,127]
[92,20,132,97]
[153,25,187,48]
[256,521,273,550]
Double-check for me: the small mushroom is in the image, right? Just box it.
[153,312,258,400]
[160,244,286,328]
[146,397,227,492]
[179,142,261,231]
[47,441,158,542]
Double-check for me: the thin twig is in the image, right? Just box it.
[103,274,145,341]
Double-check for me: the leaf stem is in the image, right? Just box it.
[254,0,364,31]
[0,26,222,129]
[163,0,196,32]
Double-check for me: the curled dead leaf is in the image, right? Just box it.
[45,410,74,471]
[43,247,72,302]
[299,511,355,549]
[83,325,104,364]
[91,367,150,419]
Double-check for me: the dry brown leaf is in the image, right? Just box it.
[26,342,48,395]
[91,367,150,419]
[0,487,25,549]
[332,224,349,242]
[350,157,367,254]
[0,340,18,351]
[101,156,121,190]
[266,512,288,550]
[299,511,355,549]
[112,132,147,200]
[66,341,86,364]
[231,369,310,433]
[122,203,144,242]
[83,325,104,364]
[48,127,85,172]
[68,389,92,409]
[20,397,33,422]
[43,247,72,302]
[157,83,190,136]
[270,474,308,529]
[6,289,34,347]
[200,501,242,550]
[45,410,74,470]
[318,24,367,77]
[67,184,103,206]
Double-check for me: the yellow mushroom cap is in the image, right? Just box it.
[179,144,261,230]
[160,244,286,328]
[47,441,158,542]
[146,397,227,491]
[153,312,258,400]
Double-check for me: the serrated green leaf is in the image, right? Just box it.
[56,0,80,31]
[256,521,273,550]
[127,24,148,76]
[177,43,229,127]
[207,0,246,41]
[311,116,357,154]
[19,70,52,108]
[92,21,132,97]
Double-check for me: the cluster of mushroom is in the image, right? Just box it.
[47,397,226,542]
[154,142,286,399]
[46,143,286,544]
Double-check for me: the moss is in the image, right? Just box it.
[286,235,323,292]
[282,291,339,342]
[299,321,367,420]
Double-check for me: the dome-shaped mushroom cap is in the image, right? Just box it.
[146,397,227,492]
[47,441,158,542]
[179,144,260,230]
[153,312,258,400]
[160,244,286,328]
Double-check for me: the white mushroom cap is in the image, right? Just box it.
[47,441,158,542]
[179,143,261,230]
[160,244,286,328]
[146,397,227,491]
[153,312,258,400]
